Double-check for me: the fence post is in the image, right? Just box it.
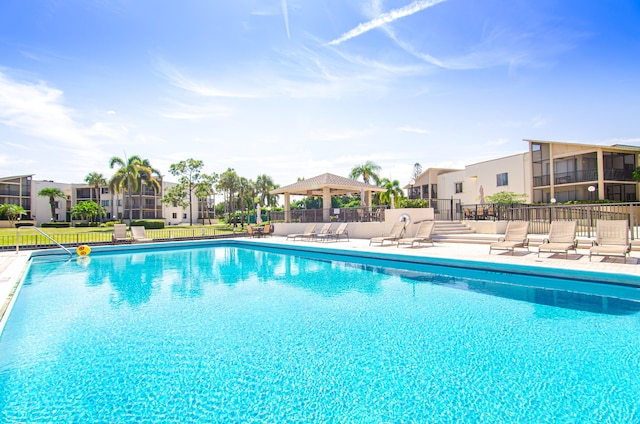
[450,197,454,221]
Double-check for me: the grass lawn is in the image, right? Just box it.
[0,224,241,247]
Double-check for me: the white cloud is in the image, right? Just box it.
[155,58,260,98]
[0,71,87,147]
[397,126,430,134]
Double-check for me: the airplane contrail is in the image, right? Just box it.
[328,0,448,46]
[282,0,290,39]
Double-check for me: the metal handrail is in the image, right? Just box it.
[17,226,73,257]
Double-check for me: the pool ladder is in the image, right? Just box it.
[16,226,73,257]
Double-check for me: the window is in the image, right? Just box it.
[172,213,177,219]
[455,182,463,194]
[496,173,508,187]
[183,213,187,219]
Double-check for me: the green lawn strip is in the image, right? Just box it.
[0,225,240,247]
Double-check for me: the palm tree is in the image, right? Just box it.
[379,178,404,207]
[217,168,240,226]
[255,174,277,207]
[84,172,107,221]
[109,156,144,223]
[349,161,382,185]
[0,203,27,227]
[135,157,162,220]
[37,187,66,221]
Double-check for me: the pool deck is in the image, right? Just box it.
[2,236,640,319]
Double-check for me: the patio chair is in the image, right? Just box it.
[397,221,435,248]
[286,224,317,241]
[247,225,263,238]
[313,223,333,240]
[538,220,578,258]
[316,223,349,242]
[369,222,406,246]
[262,224,273,237]
[131,225,153,243]
[589,220,631,261]
[463,208,474,220]
[489,221,530,255]
[112,223,130,243]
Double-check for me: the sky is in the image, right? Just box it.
[1,0,639,189]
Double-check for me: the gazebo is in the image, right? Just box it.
[270,173,386,223]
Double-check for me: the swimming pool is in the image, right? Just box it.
[1,242,640,422]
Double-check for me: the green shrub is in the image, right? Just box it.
[131,219,165,229]
[74,222,100,227]
[104,221,120,227]
[15,222,35,228]
[41,222,71,228]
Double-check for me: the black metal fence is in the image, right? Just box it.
[0,227,239,251]
[269,206,387,223]
[462,202,640,239]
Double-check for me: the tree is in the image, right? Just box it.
[217,168,240,225]
[484,191,527,204]
[70,201,105,222]
[37,187,66,221]
[236,177,255,227]
[195,173,219,224]
[255,174,279,207]
[412,163,422,180]
[379,178,404,207]
[0,204,27,227]
[135,157,162,220]
[109,155,145,223]
[165,159,204,226]
[349,161,381,185]
[84,172,106,203]
[84,172,106,221]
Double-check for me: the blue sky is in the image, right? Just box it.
[1,0,639,188]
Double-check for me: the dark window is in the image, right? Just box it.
[496,173,508,187]
[455,182,463,194]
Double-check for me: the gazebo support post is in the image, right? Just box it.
[323,187,331,222]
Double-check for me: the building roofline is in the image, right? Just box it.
[524,139,640,152]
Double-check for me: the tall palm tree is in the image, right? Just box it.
[135,157,162,220]
[109,155,144,223]
[84,172,106,220]
[37,187,66,221]
[379,178,404,207]
[349,161,382,185]
[217,168,240,225]
[255,174,277,207]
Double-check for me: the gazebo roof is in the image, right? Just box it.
[271,173,386,196]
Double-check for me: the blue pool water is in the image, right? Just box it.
[1,244,640,422]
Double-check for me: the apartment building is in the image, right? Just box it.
[0,175,192,226]
[406,140,640,205]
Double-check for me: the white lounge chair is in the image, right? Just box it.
[131,225,153,243]
[316,223,349,242]
[286,224,317,241]
[589,220,631,261]
[397,221,435,248]
[112,223,130,243]
[538,221,577,258]
[489,221,529,255]
[369,222,406,246]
